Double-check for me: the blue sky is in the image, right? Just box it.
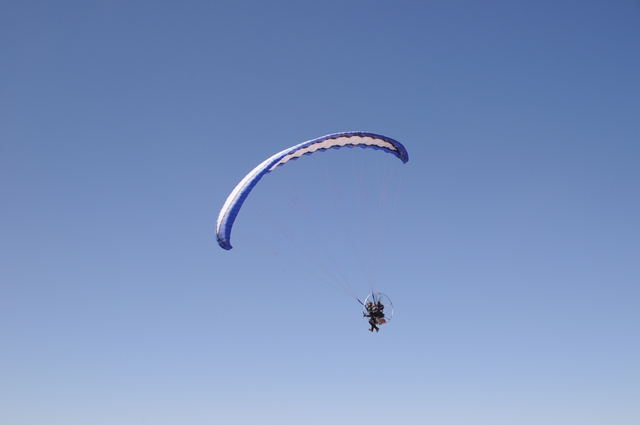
[2,1,639,424]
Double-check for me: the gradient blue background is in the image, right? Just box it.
[2,1,639,424]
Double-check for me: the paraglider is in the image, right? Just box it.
[362,292,393,332]
[216,132,407,332]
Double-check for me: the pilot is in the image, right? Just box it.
[364,301,384,332]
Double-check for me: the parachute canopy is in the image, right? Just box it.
[216,131,409,250]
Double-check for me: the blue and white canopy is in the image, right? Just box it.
[216,131,409,250]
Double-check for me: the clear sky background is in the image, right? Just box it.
[2,1,639,424]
